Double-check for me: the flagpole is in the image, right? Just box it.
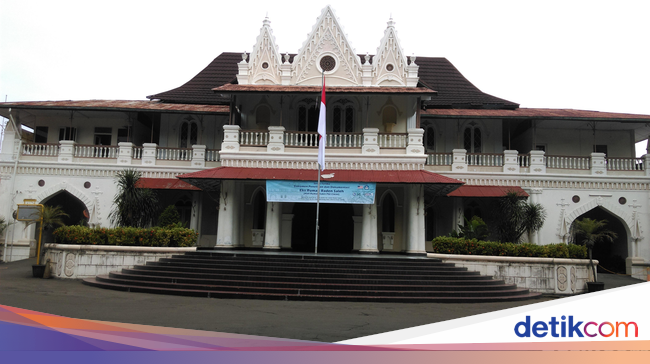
[315,70,324,254]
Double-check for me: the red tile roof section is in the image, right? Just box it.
[422,108,650,121]
[0,100,229,114]
[212,84,437,95]
[178,167,464,185]
[447,185,528,198]
[135,178,200,191]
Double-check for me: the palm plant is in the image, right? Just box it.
[0,216,10,238]
[491,191,546,244]
[109,169,159,228]
[25,205,69,232]
[458,216,489,240]
[572,218,617,281]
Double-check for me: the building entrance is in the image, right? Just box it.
[291,203,354,253]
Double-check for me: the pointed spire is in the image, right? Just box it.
[387,15,395,28]
[263,13,271,27]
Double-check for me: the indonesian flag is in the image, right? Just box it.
[317,77,326,171]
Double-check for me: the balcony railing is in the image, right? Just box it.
[74,144,119,158]
[22,142,60,156]
[132,146,143,159]
[206,149,220,162]
[327,132,363,148]
[426,153,453,166]
[240,130,269,146]
[518,154,530,168]
[285,131,319,147]
[378,133,407,148]
[157,147,192,161]
[606,157,645,171]
[546,155,590,170]
[466,153,503,166]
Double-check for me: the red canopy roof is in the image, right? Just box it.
[178,167,463,184]
[135,178,200,191]
[447,185,528,198]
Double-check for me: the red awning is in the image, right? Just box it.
[135,178,200,191]
[447,185,528,198]
[178,167,463,184]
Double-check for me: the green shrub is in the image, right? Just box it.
[53,226,197,247]
[158,205,182,227]
[430,237,587,259]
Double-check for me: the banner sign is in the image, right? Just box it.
[266,180,376,204]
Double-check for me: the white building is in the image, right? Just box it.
[1,6,649,276]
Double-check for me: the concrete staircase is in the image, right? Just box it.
[82,251,542,303]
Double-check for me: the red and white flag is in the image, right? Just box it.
[317,77,326,171]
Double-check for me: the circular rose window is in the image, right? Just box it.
[320,56,336,72]
[386,63,394,71]
[262,62,269,69]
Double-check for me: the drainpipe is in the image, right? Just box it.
[4,109,22,262]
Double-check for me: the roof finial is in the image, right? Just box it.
[387,14,395,28]
[263,12,271,27]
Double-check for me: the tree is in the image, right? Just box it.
[158,205,182,227]
[491,191,546,244]
[572,218,617,281]
[109,169,159,228]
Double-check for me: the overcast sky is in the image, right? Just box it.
[1,0,649,154]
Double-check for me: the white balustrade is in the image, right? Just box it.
[132,146,143,159]
[285,131,319,147]
[606,157,644,171]
[22,143,60,156]
[156,147,192,161]
[327,133,363,148]
[74,144,119,158]
[518,154,530,167]
[205,149,220,162]
[378,133,407,148]
[466,153,503,166]
[240,130,270,146]
[546,155,590,169]
[426,153,453,166]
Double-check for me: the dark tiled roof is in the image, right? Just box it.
[147,52,241,104]
[416,57,519,109]
[0,100,229,114]
[148,52,518,109]
[212,84,437,95]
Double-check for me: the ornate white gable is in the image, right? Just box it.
[292,6,362,86]
[237,17,283,85]
[373,18,419,87]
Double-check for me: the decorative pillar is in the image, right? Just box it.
[528,188,543,245]
[406,55,419,87]
[267,126,285,153]
[644,154,650,176]
[222,125,241,154]
[590,152,607,175]
[117,142,133,165]
[406,128,425,155]
[529,150,546,174]
[280,214,294,249]
[191,145,206,168]
[142,143,157,166]
[264,201,281,249]
[406,184,426,255]
[503,150,520,173]
[361,53,373,86]
[362,128,380,155]
[58,140,75,163]
[216,180,239,248]
[190,191,201,232]
[360,204,379,253]
[451,149,467,172]
[352,216,363,251]
[281,53,292,85]
[236,52,249,85]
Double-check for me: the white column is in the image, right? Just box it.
[451,149,467,172]
[645,154,650,176]
[216,180,239,248]
[117,142,133,165]
[406,128,425,155]
[528,188,543,245]
[142,143,157,166]
[590,152,607,175]
[264,202,281,249]
[503,150,520,173]
[529,150,546,174]
[267,126,285,153]
[362,128,380,155]
[222,125,241,154]
[0,122,17,161]
[191,145,206,168]
[406,184,426,255]
[58,140,75,163]
[190,191,201,232]
[280,214,294,249]
[360,204,379,253]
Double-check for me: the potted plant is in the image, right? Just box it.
[572,218,617,292]
[25,205,68,277]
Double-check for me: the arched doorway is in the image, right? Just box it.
[571,207,628,274]
[291,203,354,253]
[38,190,88,243]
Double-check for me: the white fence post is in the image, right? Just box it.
[362,128,380,155]
[142,143,157,166]
[503,150,520,173]
[192,145,206,168]
[591,152,607,175]
[451,149,467,171]
[58,140,75,163]
[529,150,546,174]
[117,142,133,165]
[267,126,285,153]
[406,128,425,155]
[223,125,241,152]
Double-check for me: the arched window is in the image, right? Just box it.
[255,105,271,129]
[298,105,318,132]
[382,193,396,233]
[424,125,435,152]
[463,126,481,153]
[333,106,354,132]
[252,190,266,229]
[180,120,199,148]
